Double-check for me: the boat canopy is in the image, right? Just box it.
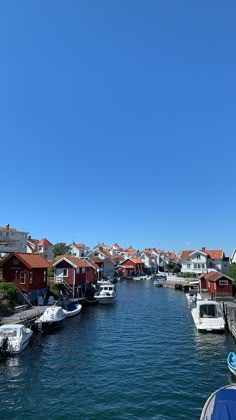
[211,388,236,419]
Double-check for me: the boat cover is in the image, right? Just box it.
[211,389,236,419]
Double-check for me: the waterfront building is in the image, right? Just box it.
[179,247,230,275]
[199,271,234,300]
[118,258,145,277]
[0,252,51,303]
[53,255,96,297]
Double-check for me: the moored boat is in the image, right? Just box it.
[34,306,65,331]
[191,300,225,332]
[94,283,117,304]
[0,324,33,355]
[200,384,236,419]
[227,352,236,376]
[153,279,162,287]
[62,302,82,318]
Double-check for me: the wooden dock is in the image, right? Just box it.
[223,301,236,338]
[0,306,49,327]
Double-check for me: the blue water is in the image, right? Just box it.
[0,281,236,419]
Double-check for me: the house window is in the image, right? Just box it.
[202,264,205,269]
[194,264,197,269]
[198,264,200,269]
[196,253,200,259]
[20,272,26,284]
[63,268,68,277]
[187,264,190,269]
[82,268,85,273]
[29,272,33,283]
[219,280,228,286]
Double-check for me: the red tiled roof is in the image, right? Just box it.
[130,258,144,264]
[98,247,111,257]
[205,271,233,282]
[54,255,89,268]
[84,258,99,270]
[91,257,104,263]
[37,238,53,246]
[74,243,85,249]
[179,249,224,260]
[0,253,52,268]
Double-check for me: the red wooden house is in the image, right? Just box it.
[199,271,233,300]
[53,255,98,296]
[0,252,52,303]
[118,258,145,277]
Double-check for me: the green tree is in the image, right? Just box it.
[53,242,71,258]
[226,263,236,284]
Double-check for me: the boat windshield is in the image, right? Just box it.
[0,328,18,337]
[200,304,222,318]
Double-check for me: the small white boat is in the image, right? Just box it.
[0,324,33,355]
[185,292,195,301]
[34,306,65,331]
[94,283,117,304]
[62,302,82,318]
[153,279,162,287]
[200,384,236,419]
[191,300,225,332]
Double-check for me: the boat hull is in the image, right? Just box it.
[33,319,63,331]
[96,297,116,304]
[227,352,236,376]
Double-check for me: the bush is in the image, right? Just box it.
[47,282,60,299]
[0,283,17,307]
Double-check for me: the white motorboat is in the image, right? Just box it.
[62,302,82,318]
[0,324,33,355]
[153,279,162,287]
[34,306,65,331]
[191,300,225,332]
[94,283,117,304]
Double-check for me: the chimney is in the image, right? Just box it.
[28,235,31,240]
[6,224,9,230]
[202,246,205,251]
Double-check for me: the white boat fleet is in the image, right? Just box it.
[0,279,117,357]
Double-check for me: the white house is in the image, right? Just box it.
[140,251,157,273]
[179,247,230,275]
[71,243,90,258]
[37,238,54,260]
[0,224,28,256]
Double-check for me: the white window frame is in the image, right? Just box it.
[20,272,26,284]
[219,280,228,286]
[63,268,68,277]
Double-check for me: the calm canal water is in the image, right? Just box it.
[1,280,236,420]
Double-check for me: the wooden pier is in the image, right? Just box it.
[0,306,49,327]
[223,301,236,338]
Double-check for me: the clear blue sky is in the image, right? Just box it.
[1,1,236,256]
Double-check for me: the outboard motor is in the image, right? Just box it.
[0,337,8,360]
